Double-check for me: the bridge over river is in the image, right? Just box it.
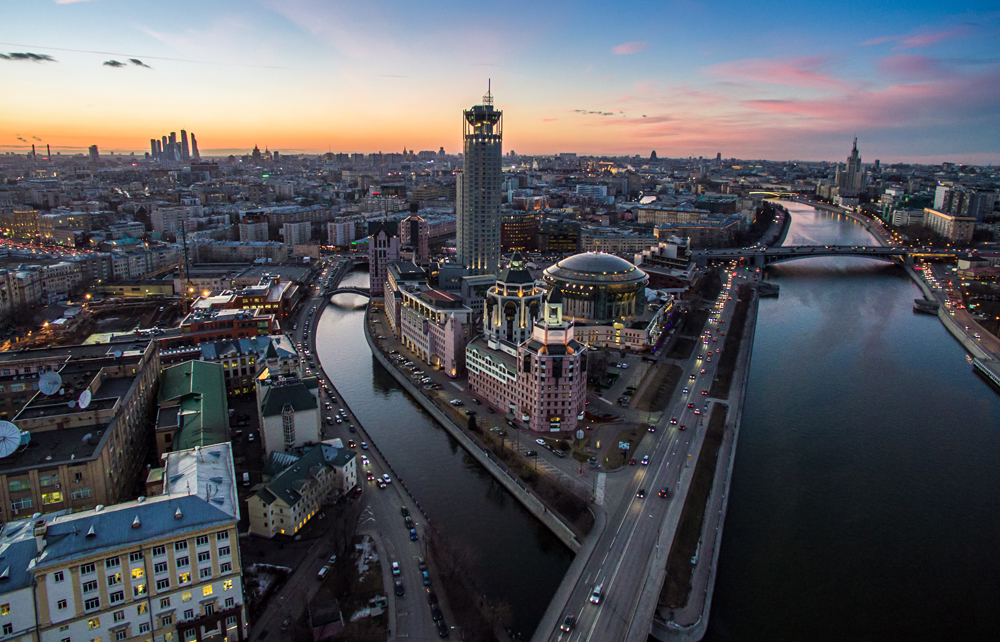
[693,245,960,268]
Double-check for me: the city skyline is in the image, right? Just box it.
[2,0,999,163]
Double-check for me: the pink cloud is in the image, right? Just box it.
[703,55,851,90]
[612,41,647,55]
[859,25,972,49]
[541,118,557,122]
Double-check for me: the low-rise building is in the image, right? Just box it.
[247,442,358,538]
[256,376,321,455]
[0,443,248,642]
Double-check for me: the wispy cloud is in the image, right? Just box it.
[0,52,56,62]
[859,25,972,50]
[103,59,125,67]
[612,41,647,55]
[128,58,151,68]
[704,55,851,90]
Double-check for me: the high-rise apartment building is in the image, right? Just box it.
[457,89,503,274]
[191,133,200,160]
[88,146,100,163]
[180,130,190,161]
[399,204,429,265]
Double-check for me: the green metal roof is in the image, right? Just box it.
[158,360,230,451]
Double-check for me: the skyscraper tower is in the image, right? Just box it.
[838,137,864,196]
[180,129,190,160]
[191,133,200,160]
[150,139,158,159]
[457,86,503,274]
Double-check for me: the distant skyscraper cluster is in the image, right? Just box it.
[149,129,199,162]
[457,88,503,274]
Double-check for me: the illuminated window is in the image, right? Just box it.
[137,603,148,615]
[178,573,191,584]
[223,580,233,591]
[132,568,144,579]
[0,604,8,615]
[88,618,100,630]
[181,592,192,602]
[202,586,213,597]
[42,492,64,505]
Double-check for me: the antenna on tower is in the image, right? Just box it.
[484,79,493,106]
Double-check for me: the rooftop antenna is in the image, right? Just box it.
[484,79,493,106]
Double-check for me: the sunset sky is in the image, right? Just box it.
[2,0,999,163]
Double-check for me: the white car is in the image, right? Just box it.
[382,474,392,484]
[590,584,603,604]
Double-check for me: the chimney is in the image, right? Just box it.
[32,519,47,554]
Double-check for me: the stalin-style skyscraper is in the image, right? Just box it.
[457,87,503,274]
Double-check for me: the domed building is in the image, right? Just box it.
[484,252,546,346]
[541,252,649,323]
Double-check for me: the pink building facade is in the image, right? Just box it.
[467,291,587,434]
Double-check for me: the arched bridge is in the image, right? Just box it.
[693,245,960,267]
[329,286,371,298]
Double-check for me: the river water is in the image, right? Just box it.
[314,275,573,638]
[705,203,1000,641]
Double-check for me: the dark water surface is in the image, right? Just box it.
[705,203,1000,641]
[315,274,573,638]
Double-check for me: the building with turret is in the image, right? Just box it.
[467,289,587,434]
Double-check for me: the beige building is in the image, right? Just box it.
[0,339,160,523]
[247,442,358,538]
[0,443,247,642]
[923,208,975,243]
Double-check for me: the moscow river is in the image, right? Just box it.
[316,201,1000,640]
[705,202,1000,641]
[315,278,573,638]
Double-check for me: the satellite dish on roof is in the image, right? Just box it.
[68,400,77,409]
[79,390,92,409]
[113,350,123,358]
[0,422,22,459]
[39,371,62,396]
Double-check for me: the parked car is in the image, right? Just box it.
[422,571,431,586]
[392,562,400,576]
[317,565,330,580]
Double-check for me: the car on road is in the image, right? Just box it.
[659,487,669,498]
[560,615,575,632]
[590,584,603,604]
[670,417,678,424]
[383,474,391,484]
[628,457,637,466]
[361,456,369,466]
[377,479,386,489]
[449,399,464,406]
[392,562,400,576]
[694,409,701,415]
[409,529,419,541]
[701,390,709,395]
[437,621,450,638]
[525,450,538,457]
[431,605,443,621]
[401,507,410,517]
[426,588,438,604]
[636,488,646,498]
[536,439,547,446]
[682,387,689,393]
[280,617,292,631]
[361,441,369,449]
[648,425,655,432]
[641,455,650,465]
[687,403,695,408]
[395,580,404,596]
[422,571,431,586]
[418,557,427,571]
[317,565,330,580]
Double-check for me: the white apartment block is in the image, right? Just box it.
[0,444,247,642]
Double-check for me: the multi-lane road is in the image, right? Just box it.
[538,266,752,642]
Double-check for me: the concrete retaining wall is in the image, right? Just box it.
[362,308,582,554]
